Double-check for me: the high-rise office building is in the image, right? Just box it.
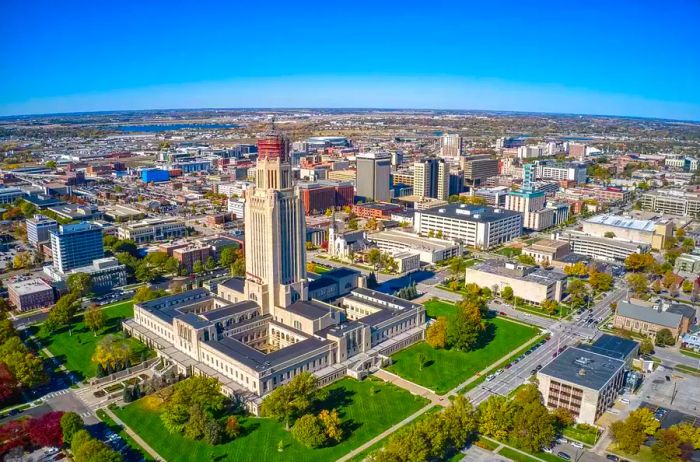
[440,133,462,158]
[244,131,308,314]
[461,155,499,187]
[26,214,58,247]
[413,157,449,200]
[50,222,104,273]
[356,152,391,202]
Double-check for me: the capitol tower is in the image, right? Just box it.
[244,130,308,316]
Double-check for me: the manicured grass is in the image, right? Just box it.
[676,364,700,376]
[497,447,540,462]
[563,424,599,446]
[96,409,154,461]
[608,444,657,462]
[515,303,573,319]
[114,377,429,462]
[496,247,522,257]
[386,300,539,394]
[31,300,151,380]
[680,348,700,359]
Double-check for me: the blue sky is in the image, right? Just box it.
[2,0,699,120]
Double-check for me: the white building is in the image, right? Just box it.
[414,204,522,250]
[117,217,186,244]
[439,133,462,159]
[227,198,245,219]
[367,229,461,264]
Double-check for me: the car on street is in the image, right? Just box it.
[535,364,542,370]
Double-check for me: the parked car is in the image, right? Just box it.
[606,455,620,461]
[558,452,571,460]
[572,441,584,449]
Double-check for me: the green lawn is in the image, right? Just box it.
[680,349,700,359]
[386,300,539,394]
[96,409,154,461]
[114,377,429,462]
[31,300,151,380]
[496,247,522,257]
[497,447,540,462]
[563,424,599,446]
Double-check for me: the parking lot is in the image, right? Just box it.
[634,366,700,419]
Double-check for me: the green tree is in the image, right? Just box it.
[367,248,382,269]
[517,254,536,266]
[501,286,514,301]
[205,256,217,271]
[477,395,512,441]
[60,412,84,445]
[589,271,613,292]
[84,305,106,335]
[440,395,477,450]
[193,260,204,275]
[627,273,649,296]
[417,352,428,370]
[448,301,484,351]
[260,372,319,430]
[564,261,588,277]
[640,337,654,355]
[655,328,676,346]
[292,414,328,448]
[161,376,225,437]
[219,247,237,267]
[672,422,700,449]
[230,258,246,277]
[133,286,163,303]
[164,257,180,275]
[624,252,655,272]
[682,279,694,293]
[45,292,80,332]
[568,278,589,309]
[541,299,559,315]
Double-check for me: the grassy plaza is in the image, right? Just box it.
[386,300,539,394]
[113,377,429,462]
[31,300,150,380]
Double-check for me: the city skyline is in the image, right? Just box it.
[3,0,700,120]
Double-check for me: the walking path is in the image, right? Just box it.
[336,403,435,462]
[373,369,446,405]
[104,407,165,461]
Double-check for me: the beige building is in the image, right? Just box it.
[523,239,571,266]
[7,278,54,312]
[465,260,567,305]
[117,217,186,244]
[538,347,626,424]
[582,215,673,251]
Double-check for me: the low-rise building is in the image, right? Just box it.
[389,250,421,273]
[674,253,700,274]
[7,278,55,312]
[117,217,186,243]
[582,214,673,251]
[308,268,360,302]
[641,190,700,217]
[465,260,567,304]
[613,300,695,342]
[538,347,626,424]
[352,202,403,219]
[367,229,461,264]
[522,239,571,266]
[556,231,650,263]
[173,245,213,273]
[26,214,58,247]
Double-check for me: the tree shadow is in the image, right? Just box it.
[471,322,497,352]
[423,360,435,368]
[239,421,260,437]
[315,387,355,413]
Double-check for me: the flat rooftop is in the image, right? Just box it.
[8,278,53,295]
[585,215,656,232]
[369,230,458,252]
[470,260,566,284]
[419,203,522,223]
[539,347,625,391]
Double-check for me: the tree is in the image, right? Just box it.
[417,352,428,371]
[319,408,343,443]
[92,335,133,371]
[45,291,80,331]
[517,254,536,266]
[225,416,242,440]
[448,301,484,351]
[510,396,557,452]
[133,286,163,303]
[367,248,382,269]
[682,279,694,293]
[260,372,319,430]
[589,271,613,292]
[676,228,686,239]
[292,414,328,448]
[551,407,575,428]
[0,419,30,456]
[604,231,616,238]
[477,395,512,441]
[66,272,92,297]
[219,247,237,267]
[672,422,700,449]
[366,271,379,289]
[640,337,654,355]
[84,305,106,335]
[655,328,675,346]
[652,279,663,294]
[135,262,158,282]
[0,319,17,345]
[230,258,245,277]
[0,363,18,404]
[627,273,649,296]
[541,299,559,315]
[204,256,217,272]
[426,317,448,349]
[203,418,224,445]
[193,260,204,275]
[27,411,64,448]
[564,261,588,277]
[568,278,589,309]
[501,286,514,301]
[661,270,677,290]
[71,430,121,462]
[624,253,655,272]
[347,218,358,230]
[651,428,683,462]
[161,376,225,438]
[60,413,84,445]
[441,395,477,450]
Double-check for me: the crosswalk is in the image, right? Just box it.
[43,389,71,399]
[79,410,93,418]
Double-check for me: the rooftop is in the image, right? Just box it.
[8,278,53,295]
[369,230,458,252]
[578,334,639,361]
[585,214,656,232]
[539,347,625,391]
[419,203,522,223]
[616,301,683,328]
[469,260,567,284]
